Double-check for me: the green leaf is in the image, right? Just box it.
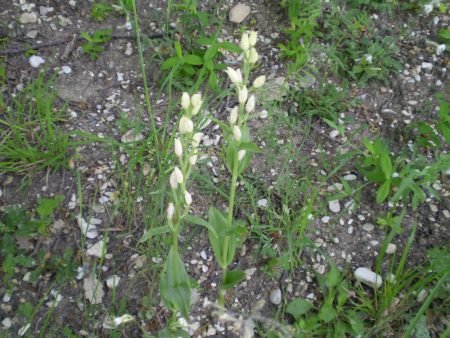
[208,71,218,90]
[286,299,313,320]
[139,226,170,243]
[326,265,340,288]
[174,41,183,59]
[239,142,260,153]
[160,247,191,318]
[221,270,245,290]
[319,304,336,323]
[184,54,204,65]
[380,153,393,178]
[204,45,218,61]
[37,195,64,219]
[184,215,218,237]
[218,41,241,53]
[162,56,180,70]
[376,180,391,203]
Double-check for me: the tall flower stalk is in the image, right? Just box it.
[159,93,203,321]
[189,31,265,305]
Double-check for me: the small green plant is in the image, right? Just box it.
[161,36,240,91]
[279,0,320,73]
[286,265,365,336]
[81,29,112,60]
[0,73,73,173]
[91,2,114,22]
[0,195,73,286]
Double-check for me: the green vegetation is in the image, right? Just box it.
[1,0,448,337]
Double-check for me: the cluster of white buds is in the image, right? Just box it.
[224,31,266,163]
[240,31,259,65]
[166,92,204,219]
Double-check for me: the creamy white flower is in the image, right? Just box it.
[249,31,257,47]
[179,116,193,134]
[181,92,190,110]
[246,95,256,113]
[174,138,183,157]
[253,75,266,88]
[364,54,373,64]
[189,155,198,165]
[191,93,202,108]
[424,4,433,14]
[437,44,446,55]
[238,149,246,161]
[225,67,243,84]
[233,125,242,141]
[167,202,175,219]
[184,191,192,205]
[192,132,203,148]
[229,106,238,124]
[238,86,248,104]
[170,167,183,188]
[113,314,134,326]
[191,103,202,115]
[248,48,258,64]
[240,32,250,51]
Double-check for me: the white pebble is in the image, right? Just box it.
[354,267,382,288]
[386,243,397,254]
[29,55,45,68]
[269,288,282,305]
[328,200,341,213]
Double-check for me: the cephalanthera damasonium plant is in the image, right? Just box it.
[159,92,203,322]
[188,31,265,305]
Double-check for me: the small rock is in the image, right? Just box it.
[429,204,438,213]
[40,6,54,16]
[321,216,330,223]
[269,288,282,305]
[362,223,375,232]
[343,174,357,181]
[86,240,105,257]
[83,273,104,304]
[386,243,397,254]
[421,62,433,71]
[229,3,251,23]
[121,129,144,143]
[2,317,12,329]
[328,200,341,213]
[61,66,72,74]
[76,215,98,239]
[329,130,339,138]
[26,30,38,38]
[20,12,38,24]
[354,267,382,288]
[29,55,45,68]
[257,198,268,208]
[259,109,268,119]
[106,275,121,289]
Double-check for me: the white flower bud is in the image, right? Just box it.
[238,149,246,161]
[246,95,255,113]
[167,202,174,220]
[233,125,242,141]
[192,132,203,148]
[229,106,238,125]
[191,93,202,108]
[184,191,192,205]
[191,103,202,115]
[225,67,242,84]
[238,86,248,104]
[253,75,266,88]
[189,155,198,165]
[240,32,250,51]
[174,138,183,157]
[181,92,190,110]
[179,116,193,134]
[170,167,183,188]
[248,48,258,64]
[249,31,257,47]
